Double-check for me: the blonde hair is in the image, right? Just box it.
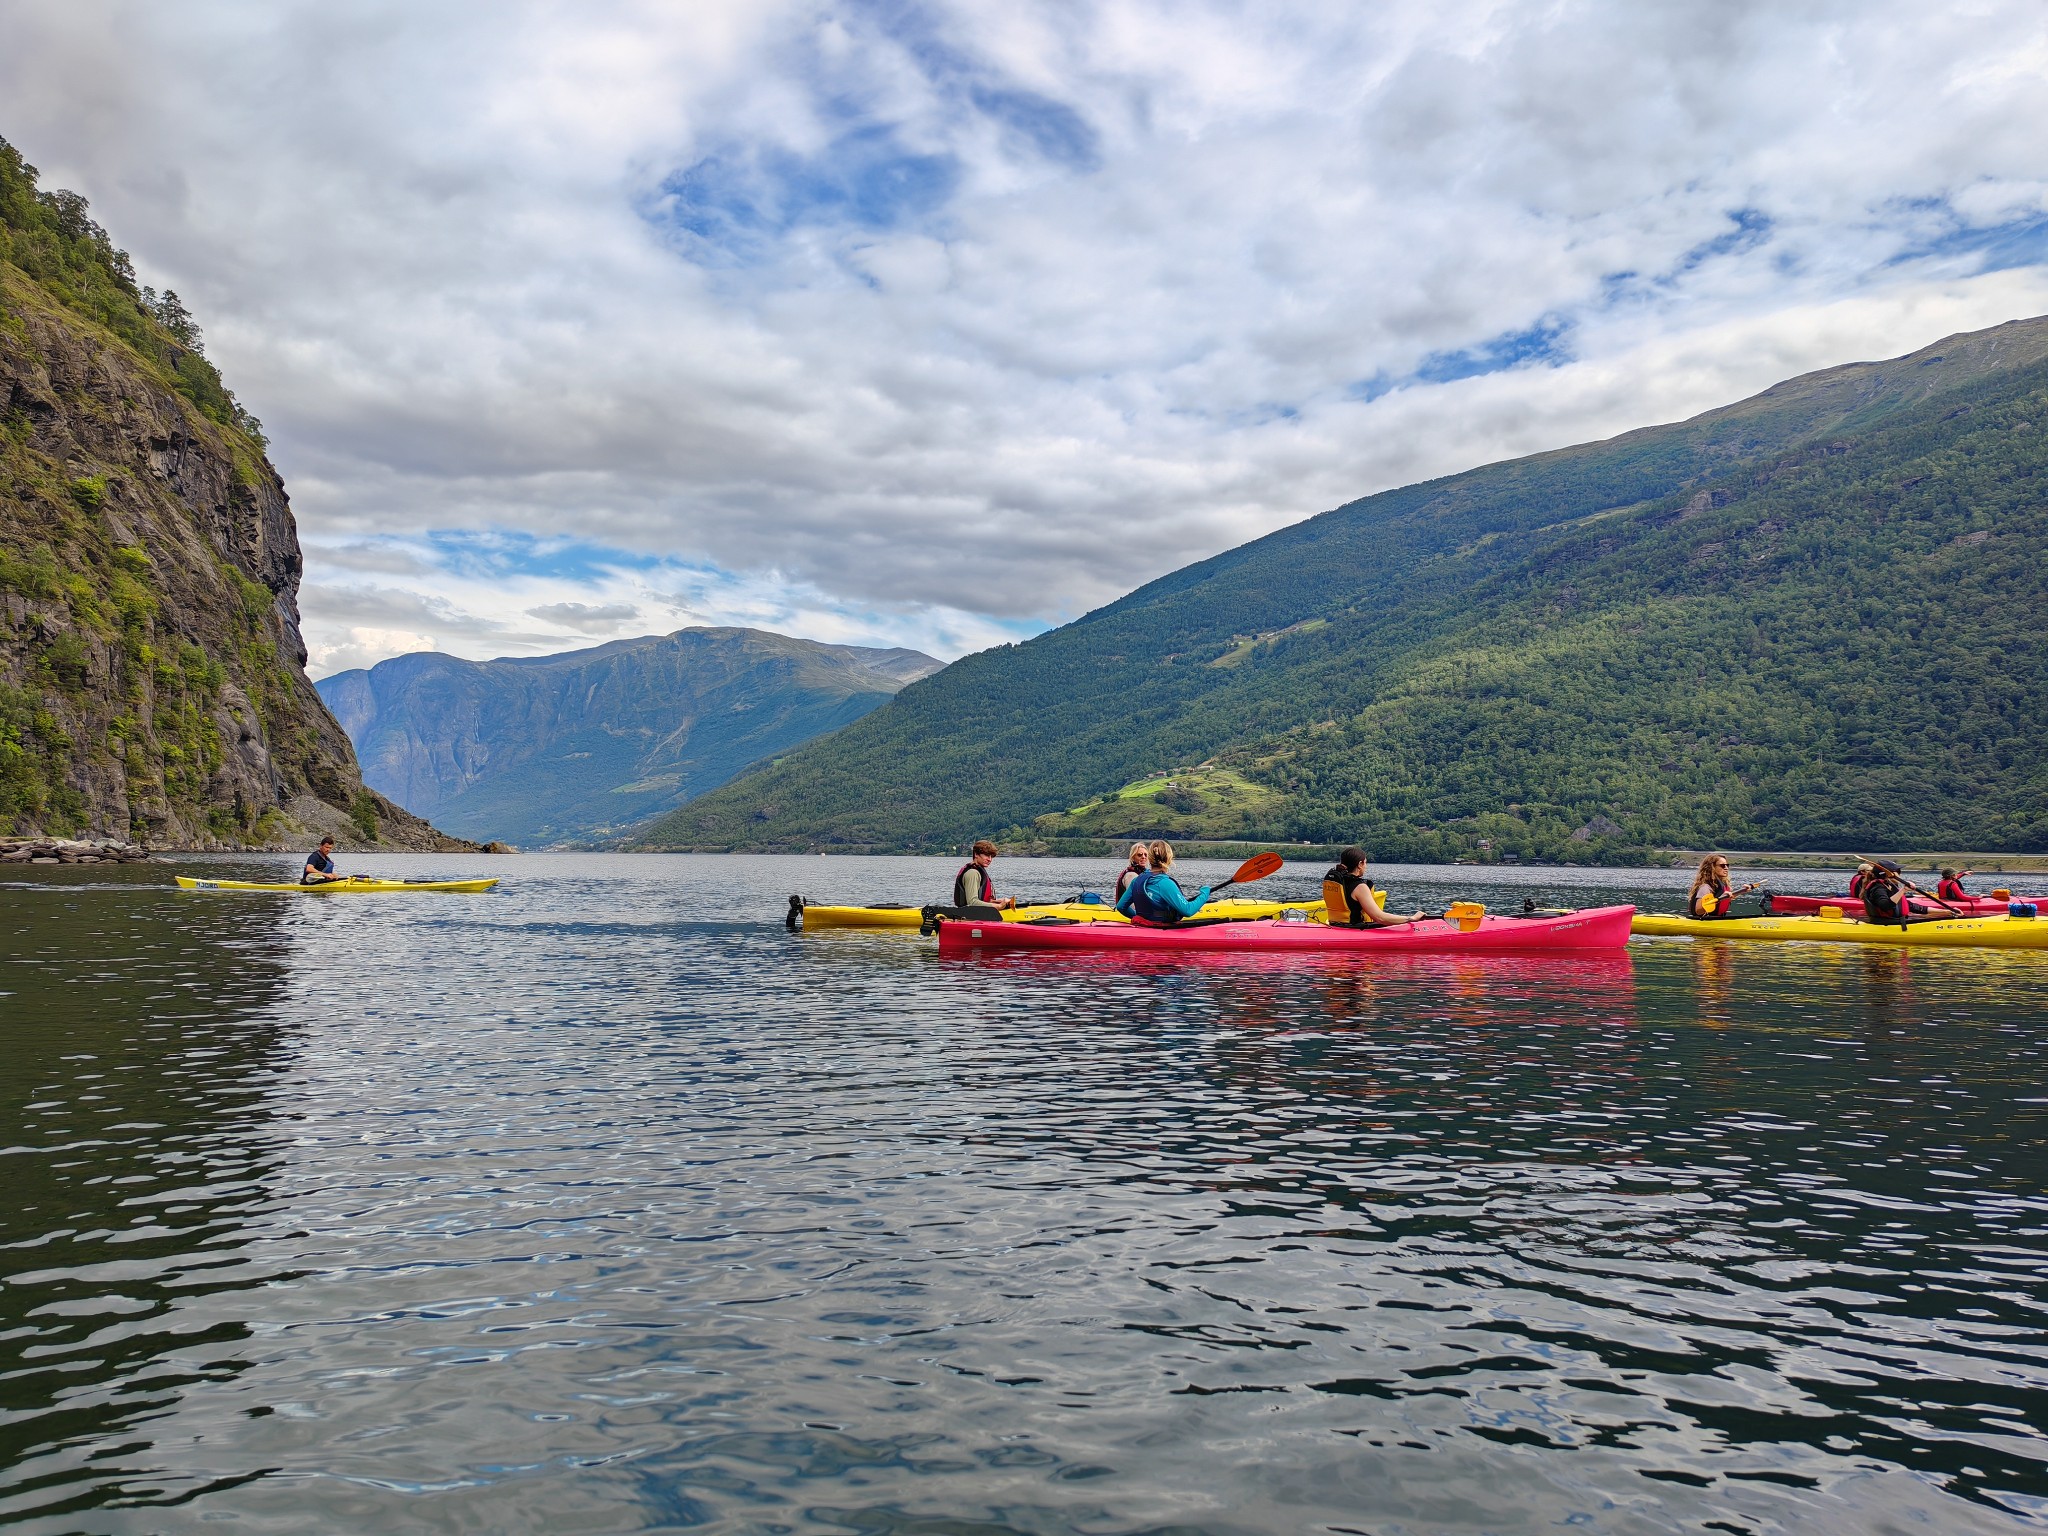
[1688,853,1730,905]
[1129,842,1151,860]
[1148,839,1175,870]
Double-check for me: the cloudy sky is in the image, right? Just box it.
[5,1,2048,674]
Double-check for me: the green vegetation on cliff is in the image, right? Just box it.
[647,318,2048,859]
[0,134,461,847]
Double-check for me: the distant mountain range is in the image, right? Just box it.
[645,316,2048,859]
[317,629,940,846]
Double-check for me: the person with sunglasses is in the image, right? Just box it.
[1687,854,1760,919]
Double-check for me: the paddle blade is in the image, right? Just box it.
[1228,851,1285,886]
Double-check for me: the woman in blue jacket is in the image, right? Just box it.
[1115,840,1210,925]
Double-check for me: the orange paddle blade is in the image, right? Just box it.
[1229,851,1286,885]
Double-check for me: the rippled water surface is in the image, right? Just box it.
[4,853,2047,1534]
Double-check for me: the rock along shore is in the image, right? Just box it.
[0,836,154,865]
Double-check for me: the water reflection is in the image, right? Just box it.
[0,873,294,1517]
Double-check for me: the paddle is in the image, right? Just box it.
[1209,850,1285,895]
[1855,856,1963,918]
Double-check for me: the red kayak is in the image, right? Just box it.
[1767,891,2037,917]
[935,904,1635,955]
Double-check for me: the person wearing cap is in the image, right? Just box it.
[1859,860,1915,924]
[1846,861,1876,899]
[302,835,345,885]
[952,840,1014,910]
[1937,867,1972,903]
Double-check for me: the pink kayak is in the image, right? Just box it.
[1767,891,2038,917]
[935,904,1636,955]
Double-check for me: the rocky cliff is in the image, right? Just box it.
[0,135,467,849]
[318,630,942,847]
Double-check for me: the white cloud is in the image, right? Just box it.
[296,531,1023,676]
[4,0,2047,670]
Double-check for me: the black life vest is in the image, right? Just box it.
[1862,881,1905,923]
[954,862,997,907]
[1322,866,1367,927]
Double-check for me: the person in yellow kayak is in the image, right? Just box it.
[1321,847,1422,927]
[1860,860,1936,925]
[1114,842,1151,901]
[953,840,1015,910]
[302,836,346,886]
[1116,840,1210,926]
[1687,854,1761,918]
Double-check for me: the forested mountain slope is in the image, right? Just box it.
[0,135,466,848]
[644,317,2048,858]
[318,630,940,846]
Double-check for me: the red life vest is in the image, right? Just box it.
[954,862,997,907]
[1937,877,1967,902]
[1847,871,1867,897]
[1694,883,1733,918]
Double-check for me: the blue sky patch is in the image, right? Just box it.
[653,126,961,264]
[1675,207,1773,273]
[968,84,1101,171]
[1889,204,2048,274]
[1412,314,1575,385]
[1346,314,1575,403]
[418,530,665,585]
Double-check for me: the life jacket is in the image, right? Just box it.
[1693,882,1733,918]
[1322,867,1367,927]
[1126,871,1185,925]
[1846,871,1868,898]
[1115,864,1146,899]
[953,862,996,907]
[1862,881,1905,923]
[1937,877,1968,902]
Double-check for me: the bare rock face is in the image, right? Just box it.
[0,143,470,851]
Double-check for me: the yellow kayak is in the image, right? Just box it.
[795,896,1337,930]
[175,875,500,894]
[1631,910,2048,949]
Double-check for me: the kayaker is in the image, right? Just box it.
[1115,840,1210,926]
[1937,867,1972,903]
[953,840,1015,910]
[1867,868,1925,925]
[302,836,345,886]
[1114,843,1151,900]
[1846,861,1875,899]
[1321,847,1422,928]
[1687,855,1760,919]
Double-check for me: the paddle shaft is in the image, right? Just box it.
[1854,855,1963,917]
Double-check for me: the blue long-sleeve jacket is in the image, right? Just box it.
[1116,871,1210,924]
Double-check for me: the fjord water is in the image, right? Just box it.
[4,855,2046,1535]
